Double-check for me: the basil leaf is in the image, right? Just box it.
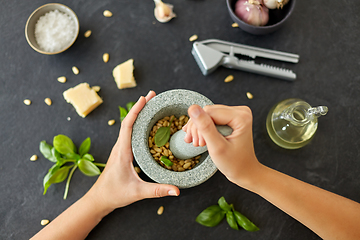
[65,152,81,160]
[79,137,91,157]
[126,101,136,112]
[43,165,73,195]
[196,205,225,227]
[82,153,94,161]
[39,141,56,162]
[154,126,171,147]
[233,210,259,232]
[226,211,239,230]
[51,147,61,162]
[160,156,173,166]
[218,196,232,212]
[77,159,101,176]
[53,134,76,155]
[119,106,128,122]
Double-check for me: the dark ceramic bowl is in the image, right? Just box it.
[226,0,296,35]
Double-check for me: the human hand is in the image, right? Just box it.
[86,91,180,214]
[183,105,261,187]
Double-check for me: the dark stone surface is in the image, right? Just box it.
[0,0,359,239]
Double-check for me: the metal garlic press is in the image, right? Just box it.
[191,39,299,81]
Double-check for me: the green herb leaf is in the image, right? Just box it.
[126,101,136,112]
[233,210,259,232]
[79,137,91,157]
[196,205,225,227]
[39,141,56,162]
[43,165,73,195]
[51,147,61,162]
[160,156,173,166]
[218,196,232,212]
[78,159,101,176]
[226,211,239,230]
[154,127,171,147]
[65,152,81,160]
[82,153,94,161]
[119,106,128,122]
[53,135,76,155]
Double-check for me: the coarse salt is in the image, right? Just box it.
[35,10,76,52]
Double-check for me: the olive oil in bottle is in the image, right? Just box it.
[266,98,328,149]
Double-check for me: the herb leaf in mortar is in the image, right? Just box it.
[160,156,173,167]
[39,134,105,199]
[154,116,174,147]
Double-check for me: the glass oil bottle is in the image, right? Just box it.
[266,98,328,149]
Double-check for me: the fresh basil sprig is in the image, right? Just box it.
[154,116,174,147]
[39,134,106,199]
[119,101,136,121]
[196,196,259,232]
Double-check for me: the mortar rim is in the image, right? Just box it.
[131,89,217,188]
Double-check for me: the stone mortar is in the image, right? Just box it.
[131,89,217,188]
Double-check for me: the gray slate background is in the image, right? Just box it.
[1,0,360,239]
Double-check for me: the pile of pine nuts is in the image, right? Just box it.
[149,115,201,172]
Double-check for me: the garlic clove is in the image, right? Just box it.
[154,0,176,23]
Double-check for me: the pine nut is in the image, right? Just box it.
[134,166,141,174]
[150,149,156,154]
[246,92,253,99]
[41,219,50,226]
[103,53,109,63]
[108,119,115,126]
[84,30,92,38]
[72,66,79,75]
[183,162,191,169]
[30,155,38,161]
[23,99,31,105]
[57,76,66,83]
[189,34,198,42]
[157,206,164,215]
[195,155,201,160]
[103,10,113,17]
[232,22,239,27]
[179,115,185,121]
[154,147,162,153]
[224,75,234,83]
[44,98,52,106]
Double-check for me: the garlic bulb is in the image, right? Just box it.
[154,0,176,23]
[263,0,289,9]
[235,0,269,26]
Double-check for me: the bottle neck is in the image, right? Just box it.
[282,102,313,127]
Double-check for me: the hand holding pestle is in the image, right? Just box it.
[169,125,233,159]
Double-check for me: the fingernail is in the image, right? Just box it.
[190,106,201,118]
[137,96,143,102]
[146,90,152,97]
[168,190,178,196]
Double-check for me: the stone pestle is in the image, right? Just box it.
[169,125,233,160]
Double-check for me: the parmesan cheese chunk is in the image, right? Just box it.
[112,59,137,89]
[63,83,103,118]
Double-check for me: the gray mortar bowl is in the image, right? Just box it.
[132,89,216,188]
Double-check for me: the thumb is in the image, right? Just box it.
[141,182,180,199]
[188,105,227,152]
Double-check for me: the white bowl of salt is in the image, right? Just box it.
[25,3,79,55]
